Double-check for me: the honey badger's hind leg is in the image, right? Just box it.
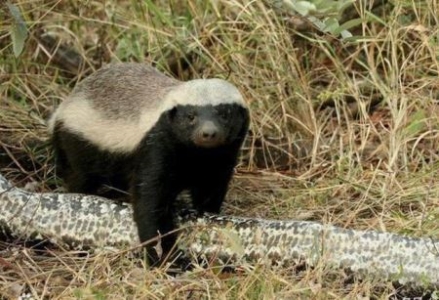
[51,123,100,194]
[51,128,70,183]
[51,122,127,197]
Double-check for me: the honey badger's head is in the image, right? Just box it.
[164,79,249,149]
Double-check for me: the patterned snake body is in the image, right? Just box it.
[1,174,439,288]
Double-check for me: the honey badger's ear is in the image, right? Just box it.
[168,107,178,121]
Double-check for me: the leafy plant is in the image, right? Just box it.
[274,0,362,38]
[7,2,28,57]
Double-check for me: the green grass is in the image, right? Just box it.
[1,0,439,298]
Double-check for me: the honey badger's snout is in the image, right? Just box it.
[194,120,225,148]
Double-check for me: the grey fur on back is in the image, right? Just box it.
[72,63,180,120]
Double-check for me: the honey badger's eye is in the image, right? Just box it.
[187,112,196,123]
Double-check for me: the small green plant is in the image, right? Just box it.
[6,2,28,57]
[272,0,362,38]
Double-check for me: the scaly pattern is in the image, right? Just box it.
[0,174,438,288]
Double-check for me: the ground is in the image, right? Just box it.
[1,0,439,299]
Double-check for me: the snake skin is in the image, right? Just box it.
[1,174,439,288]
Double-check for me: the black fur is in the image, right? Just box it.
[52,125,133,199]
[52,103,249,266]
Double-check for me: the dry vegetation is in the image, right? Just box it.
[1,0,439,299]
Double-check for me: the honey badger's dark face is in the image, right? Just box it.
[168,104,249,148]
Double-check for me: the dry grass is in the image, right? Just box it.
[1,0,439,299]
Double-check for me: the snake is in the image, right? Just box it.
[1,173,439,291]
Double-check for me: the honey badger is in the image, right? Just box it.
[49,63,250,266]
